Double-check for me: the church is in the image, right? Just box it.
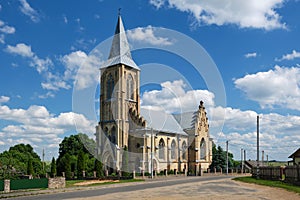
[95,15,213,176]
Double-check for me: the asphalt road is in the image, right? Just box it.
[9,176,234,200]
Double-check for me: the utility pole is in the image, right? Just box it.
[226,141,228,175]
[262,150,264,166]
[151,128,153,179]
[241,148,243,174]
[267,155,269,166]
[244,149,246,173]
[42,148,45,172]
[257,115,260,179]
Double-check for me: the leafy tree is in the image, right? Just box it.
[209,144,236,171]
[63,153,72,179]
[50,157,56,178]
[0,144,43,179]
[94,159,103,178]
[77,151,85,178]
[27,159,34,175]
[122,146,129,176]
[56,133,96,178]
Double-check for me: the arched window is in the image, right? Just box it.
[200,138,206,160]
[182,141,187,160]
[107,74,114,99]
[104,127,108,136]
[127,74,134,100]
[111,126,116,144]
[159,139,165,159]
[171,140,176,159]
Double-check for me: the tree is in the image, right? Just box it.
[94,159,103,178]
[122,146,129,177]
[209,144,226,171]
[0,144,43,179]
[56,133,96,178]
[64,153,72,179]
[50,157,56,178]
[77,151,85,178]
[27,159,34,175]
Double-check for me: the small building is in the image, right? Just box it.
[288,148,300,165]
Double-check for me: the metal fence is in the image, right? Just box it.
[10,178,48,190]
[0,180,3,191]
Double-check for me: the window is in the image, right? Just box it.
[159,139,165,159]
[182,141,187,160]
[111,126,116,144]
[171,140,176,159]
[107,74,114,99]
[127,74,134,100]
[200,138,206,160]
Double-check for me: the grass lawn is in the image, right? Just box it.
[233,176,300,194]
[66,179,144,188]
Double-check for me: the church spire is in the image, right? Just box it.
[101,13,139,70]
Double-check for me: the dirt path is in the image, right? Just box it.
[70,178,300,200]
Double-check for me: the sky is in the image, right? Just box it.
[0,0,300,162]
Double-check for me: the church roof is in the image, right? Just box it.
[141,108,187,136]
[173,111,197,130]
[101,15,140,70]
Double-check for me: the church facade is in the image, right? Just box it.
[95,15,213,175]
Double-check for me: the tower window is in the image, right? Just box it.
[111,126,116,144]
[127,74,134,100]
[200,138,206,160]
[107,74,114,99]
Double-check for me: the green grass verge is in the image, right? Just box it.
[66,179,144,188]
[233,176,300,194]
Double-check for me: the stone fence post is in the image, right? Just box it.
[4,179,10,193]
[132,170,136,179]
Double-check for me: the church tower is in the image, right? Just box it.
[96,14,141,171]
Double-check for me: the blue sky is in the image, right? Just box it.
[1,0,300,161]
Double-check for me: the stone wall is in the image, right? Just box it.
[48,177,65,189]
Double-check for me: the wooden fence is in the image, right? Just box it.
[252,165,300,185]
[284,165,300,185]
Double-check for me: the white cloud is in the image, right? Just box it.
[150,0,165,8]
[61,50,101,90]
[140,79,300,160]
[235,65,300,110]
[141,79,215,113]
[209,106,300,161]
[0,96,10,104]
[0,104,95,159]
[150,0,286,30]
[38,91,55,99]
[0,20,15,44]
[0,19,15,34]
[0,24,15,34]
[0,34,4,44]
[63,15,68,24]
[276,50,300,61]
[6,43,34,57]
[245,52,257,58]
[19,0,40,23]
[127,26,173,46]
[6,43,52,74]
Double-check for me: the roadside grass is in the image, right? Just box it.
[66,179,144,188]
[233,176,300,194]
